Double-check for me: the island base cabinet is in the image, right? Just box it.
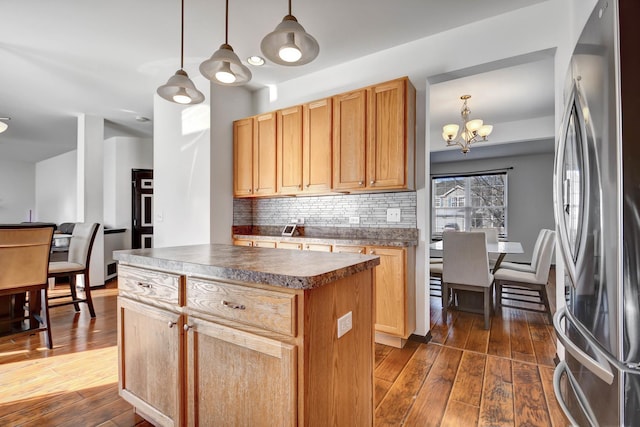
[186,318,297,426]
[118,297,184,427]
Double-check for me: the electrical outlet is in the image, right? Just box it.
[337,311,353,338]
[349,216,360,224]
[386,208,401,223]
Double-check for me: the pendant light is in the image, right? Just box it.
[157,0,205,105]
[199,0,251,86]
[261,0,319,66]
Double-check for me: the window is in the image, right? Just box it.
[431,172,507,237]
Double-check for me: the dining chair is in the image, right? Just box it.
[494,230,556,321]
[47,222,99,318]
[472,227,500,270]
[497,229,551,273]
[429,261,443,297]
[442,231,494,329]
[0,225,55,349]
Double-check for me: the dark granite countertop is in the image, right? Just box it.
[113,244,380,290]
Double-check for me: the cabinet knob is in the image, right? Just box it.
[305,184,310,188]
[256,187,260,191]
[183,324,192,331]
[299,185,303,189]
[168,321,177,328]
[369,250,375,255]
[370,180,375,185]
[222,300,246,310]
[358,249,364,254]
[358,181,363,186]
[247,189,252,193]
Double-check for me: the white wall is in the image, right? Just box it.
[35,150,77,224]
[153,76,212,248]
[103,136,153,248]
[209,85,253,245]
[0,158,35,223]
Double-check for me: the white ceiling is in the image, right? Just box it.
[0,0,553,163]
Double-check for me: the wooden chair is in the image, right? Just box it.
[48,222,99,318]
[0,225,55,349]
[494,230,556,321]
[442,231,494,329]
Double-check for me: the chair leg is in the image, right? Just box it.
[496,281,503,308]
[41,288,53,349]
[83,272,96,318]
[442,283,449,316]
[539,284,552,323]
[483,288,490,330]
[69,274,81,312]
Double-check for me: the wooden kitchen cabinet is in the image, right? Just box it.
[367,78,415,189]
[277,241,303,250]
[233,113,277,198]
[303,98,333,193]
[233,239,254,247]
[333,245,366,254]
[277,105,304,194]
[333,77,415,192]
[367,245,416,348]
[333,88,367,190]
[303,242,332,252]
[233,118,254,197]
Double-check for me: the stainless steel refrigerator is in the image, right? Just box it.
[552,0,640,425]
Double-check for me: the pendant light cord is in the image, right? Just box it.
[180,0,185,69]
[288,0,292,15]
[225,0,229,44]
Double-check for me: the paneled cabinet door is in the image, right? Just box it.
[367,79,407,189]
[333,89,367,190]
[277,106,304,194]
[233,118,254,197]
[118,297,183,427]
[254,112,277,196]
[185,317,297,426]
[367,246,407,337]
[303,98,333,193]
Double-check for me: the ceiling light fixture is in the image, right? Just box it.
[0,117,10,134]
[157,0,205,105]
[200,0,251,86]
[247,56,265,66]
[442,95,493,154]
[261,0,319,66]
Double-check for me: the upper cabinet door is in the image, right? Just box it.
[367,78,409,189]
[233,118,254,197]
[303,98,332,193]
[333,89,367,190]
[253,112,277,196]
[277,106,304,194]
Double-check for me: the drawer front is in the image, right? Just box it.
[187,278,297,337]
[118,264,182,306]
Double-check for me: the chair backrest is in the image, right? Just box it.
[443,231,492,287]
[472,227,499,243]
[68,223,99,267]
[0,225,54,290]
[530,229,550,270]
[534,230,556,284]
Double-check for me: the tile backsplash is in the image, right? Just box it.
[233,191,417,228]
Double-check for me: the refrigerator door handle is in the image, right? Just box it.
[553,360,599,427]
[554,307,615,384]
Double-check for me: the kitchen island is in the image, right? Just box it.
[114,244,379,426]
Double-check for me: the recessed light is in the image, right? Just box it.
[247,56,265,66]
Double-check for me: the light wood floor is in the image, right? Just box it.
[1,279,568,426]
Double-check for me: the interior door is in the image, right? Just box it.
[131,169,153,249]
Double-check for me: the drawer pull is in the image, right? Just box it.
[222,300,246,310]
[168,321,177,328]
[183,324,192,331]
[137,282,152,288]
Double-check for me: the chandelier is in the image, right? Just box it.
[442,95,493,154]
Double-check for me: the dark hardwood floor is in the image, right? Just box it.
[1,276,568,426]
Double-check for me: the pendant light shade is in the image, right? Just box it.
[200,0,251,86]
[0,118,9,134]
[261,14,319,66]
[157,69,205,104]
[157,0,204,105]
